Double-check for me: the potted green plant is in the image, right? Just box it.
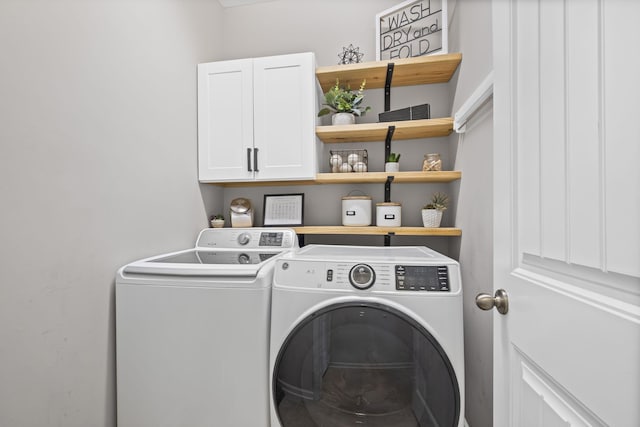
[210,214,225,228]
[385,152,401,172]
[421,192,449,227]
[318,79,371,125]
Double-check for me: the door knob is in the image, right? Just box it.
[475,289,509,315]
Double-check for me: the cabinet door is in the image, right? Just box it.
[253,52,317,181]
[198,59,254,182]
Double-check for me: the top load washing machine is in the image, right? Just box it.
[115,227,298,427]
[269,245,464,427]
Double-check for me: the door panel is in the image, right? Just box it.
[253,53,317,181]
[516,355,605,427]
[197,59,254,182]
[493,0,640,426]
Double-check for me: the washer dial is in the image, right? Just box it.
[237,232,251,246]
[349,264,375,289]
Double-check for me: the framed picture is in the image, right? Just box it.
[262,193,304,227]
[376,0,448,61]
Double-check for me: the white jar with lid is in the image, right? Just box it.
[376,202,402,227]
[342,195,372,226]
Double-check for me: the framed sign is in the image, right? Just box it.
[263,193,304,227]
[376,0,448,60]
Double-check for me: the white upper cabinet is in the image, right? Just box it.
[198,52,317,183]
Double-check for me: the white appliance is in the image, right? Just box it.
[269,245,464,427]
[115,227,298,427]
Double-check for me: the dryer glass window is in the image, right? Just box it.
[272,302,460,427]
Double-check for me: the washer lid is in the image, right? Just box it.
[122,248,283,277]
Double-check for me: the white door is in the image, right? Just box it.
[198,58,254,182]
[253,52,317,181]
[491,1,640,426]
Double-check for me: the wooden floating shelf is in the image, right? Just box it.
[315,171,461,184]
[316,53,462,93]
[220,171,461,187]
[316,118,453,143]
[292,226,462,237]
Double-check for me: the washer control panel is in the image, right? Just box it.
[197,228,296,249]
[395,265,450,292]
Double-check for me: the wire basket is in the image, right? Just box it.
[329,149,368,173]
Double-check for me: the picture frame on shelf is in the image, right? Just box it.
[263,193,304,227]
[376,0,448,61]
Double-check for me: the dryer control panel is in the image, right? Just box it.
[395,265,449,292]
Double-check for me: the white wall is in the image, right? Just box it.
[449,0,494,426]
[220,0,398,66]
[0,1,224,425]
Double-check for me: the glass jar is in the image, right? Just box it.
[422,153,442,171]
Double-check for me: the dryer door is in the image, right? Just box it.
[272,302,460,427]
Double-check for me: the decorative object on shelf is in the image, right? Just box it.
[342,190,372,226]
[385,152,401,172]
[376,0,448,60]
[210,214,225,228]
[422,153,442,171]
[332,113,356,125]
[379,103,431,122]
[376,202,402,227]
[230,197,253,228]
[318,79,371,125]
[330,149,368,173]
[422,192,449,227]
[263,193,304,227]
[338,44,364,65]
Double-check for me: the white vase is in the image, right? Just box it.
[385,162,400,172]
[421,209,443,227]
[332,112,356,125]
[210,219,225,228]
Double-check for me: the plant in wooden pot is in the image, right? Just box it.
[385,152,401,172]
[318,79,371,125]
[421,192,448,227]
[210,214,225,228]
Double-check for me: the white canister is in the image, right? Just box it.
[376,202,402,227]
[342,195,372,226]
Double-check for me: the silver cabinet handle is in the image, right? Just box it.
[475,289,509,315]
[247,148,252,172]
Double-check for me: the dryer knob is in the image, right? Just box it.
[237,232,251,245]
[349,264,375,290]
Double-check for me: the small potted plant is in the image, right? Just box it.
[318,79,371,125]
[422,192,449,227]
[385,152,401,172]
[210,214,225,228]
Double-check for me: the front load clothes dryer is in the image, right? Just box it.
[269,245,464,427]
[115,228,298,427]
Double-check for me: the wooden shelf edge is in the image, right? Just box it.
[315,171,461,184]
[316,53,463,92]
[316,118,454,143]
[292,226,462,236]
[217,171,461,187]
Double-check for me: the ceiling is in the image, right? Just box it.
[217,0,275,7]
